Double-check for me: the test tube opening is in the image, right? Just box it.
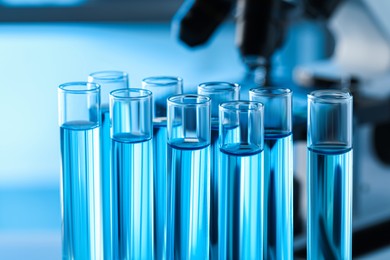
[88,70,129,106]
[198,81,240,127]
[88,70,128,82]
[219,101,264,156]
[307,89,353,153]
[167,94,211,150]
[142,76,183,125]
[58,81,101,129]
[110,88,153,143]
[249,87,292,136]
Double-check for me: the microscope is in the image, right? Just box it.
[173,0,341,84]
[173,0,390,256]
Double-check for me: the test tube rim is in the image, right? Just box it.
[88,70,128,82]
[58,81,100,94]
[142,76,183,87]
[198,81,241,93]
[308,89,352,104]
[249,87,292,97]
[167,94,211,107]
[110,88,152,101]
[219,100,264,112]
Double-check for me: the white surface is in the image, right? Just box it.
[330,1,390,77]
[359,246,390,260]
[0,231,61,260]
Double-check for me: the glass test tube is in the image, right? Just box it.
[197,82,240,259]
[88,71,129,260]
[249,88,293,260]
[142,76,183,260]
[218,101,264,260]
[58,82,103,260]
[167,94,211,260]
[307,90,353,260]
[110,88,154,259]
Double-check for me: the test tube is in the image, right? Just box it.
[218,101,264,260]
[88,71,129,176]
[249,87,293,260]
[307,90,353,260]
[58,82,103,260]
[141,76,183,260]
[167,94,211,259]
[88,71,129,260]
[197,81,240,259]
[110,88,154,259]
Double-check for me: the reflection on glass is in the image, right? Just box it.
[167,94,211,260]
[142,76,183,260]
[58,82,103,260]
[307,90,353,260]
[249,87,293,260]
[88,70,129,260]
[110,88,154,259]
[218,101,264,260]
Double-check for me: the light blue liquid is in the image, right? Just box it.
[210,128,219,260]
[100,106,114,259]
[111,134,154,260]
[101,106,110,178]
[60,121,103,260]
[153,125,168,260]
[219,145,264,260]
[307,146,353,260]
[167,140,210,260]
[263,133,293,260]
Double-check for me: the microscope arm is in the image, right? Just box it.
[302,0,343,19]
[174,0,296,74]
[174,0,234,47]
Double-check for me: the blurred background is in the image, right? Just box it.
[0,0,390,259]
